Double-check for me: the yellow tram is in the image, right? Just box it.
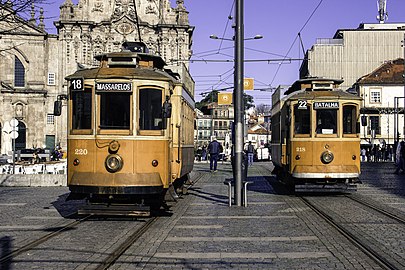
[57,43,195,213]
[271,78,362,192]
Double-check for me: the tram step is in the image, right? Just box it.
[295,183,357,193]
[78,204,150,217]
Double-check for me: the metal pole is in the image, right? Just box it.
[233,0,244,206]
[12,137,15,174]
[403,34,405,138]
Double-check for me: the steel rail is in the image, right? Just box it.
[301,197,400,270]
[0,213,92,264]
[345,195,405,224]
[95,217,158,270]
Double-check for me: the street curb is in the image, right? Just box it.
[0,174,67,187]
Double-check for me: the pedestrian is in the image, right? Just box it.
[196,147,202,161]
[208,136,222,172]
[360,148,366,162]
[394,141,405,174]
[246,141,255,166]
[201,145,207,161]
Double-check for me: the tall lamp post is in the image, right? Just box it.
[209,3,262,206]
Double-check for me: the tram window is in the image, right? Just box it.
[72,89,92,130]
[99,93,131,129]
[343,105,357,134]
[294,104,310,135]
[139,88,162,130]
[316,110,337,134]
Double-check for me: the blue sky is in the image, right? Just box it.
[41,0,405,104]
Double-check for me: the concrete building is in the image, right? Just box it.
[0,0,194,155]
[354,58,404,149]
[195,104,234,151]
[300,23,405,91]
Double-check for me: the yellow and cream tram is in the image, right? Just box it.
[271,78,362,192]
[57,43,195,214]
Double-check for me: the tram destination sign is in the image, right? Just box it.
[96,82,132,92]
[313,102,339,109]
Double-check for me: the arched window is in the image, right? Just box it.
[14,57,25,87]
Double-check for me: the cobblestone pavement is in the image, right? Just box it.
[0,161,403,269]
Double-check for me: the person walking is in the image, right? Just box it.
[247,141,255,166]
[360,148,366,162]
[208,137,222,172]
[394,141,405,174]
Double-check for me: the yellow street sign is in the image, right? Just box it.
[244,78,254,90]
[218,92,233,105]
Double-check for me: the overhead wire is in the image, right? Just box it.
[269,0,325,87]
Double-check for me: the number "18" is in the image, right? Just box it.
[71,78,83,91]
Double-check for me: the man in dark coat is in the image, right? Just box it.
[208,136,222,172]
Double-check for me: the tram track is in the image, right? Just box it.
[0,213,92,265]
[92,174,204,269]
[345,194,405,224]
[0,172,203,269]
[300,196,402,270]
[95,216,158,270]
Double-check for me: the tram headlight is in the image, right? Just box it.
[321,151,334,164]
[105,154,123,173]
[152,160,159,167]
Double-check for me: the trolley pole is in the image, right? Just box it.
[233,0,244,206]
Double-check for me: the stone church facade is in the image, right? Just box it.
[0,0,194,155]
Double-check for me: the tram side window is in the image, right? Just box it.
[100,93,131,129]
[343,105,357,134]
[294,104,310,135]
[72,89,92,130]
[139,88,162,130]
[316,110,337,134]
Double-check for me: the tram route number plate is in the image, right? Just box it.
[70,78,84,91]
[298,100,307,109]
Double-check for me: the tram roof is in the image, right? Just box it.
[65,66,177,82]
[287,88,362,101]
[285,77,344,95]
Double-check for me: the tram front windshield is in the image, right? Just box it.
[316,110,337,134]
[100,92,131,129]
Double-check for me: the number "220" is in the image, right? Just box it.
[74,149,88,155]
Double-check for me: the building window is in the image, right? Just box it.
[48,73,56,85]
[369,115,380,135]
[14,57,25,87]
[47,114,55,125]
[370,89,381,103]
